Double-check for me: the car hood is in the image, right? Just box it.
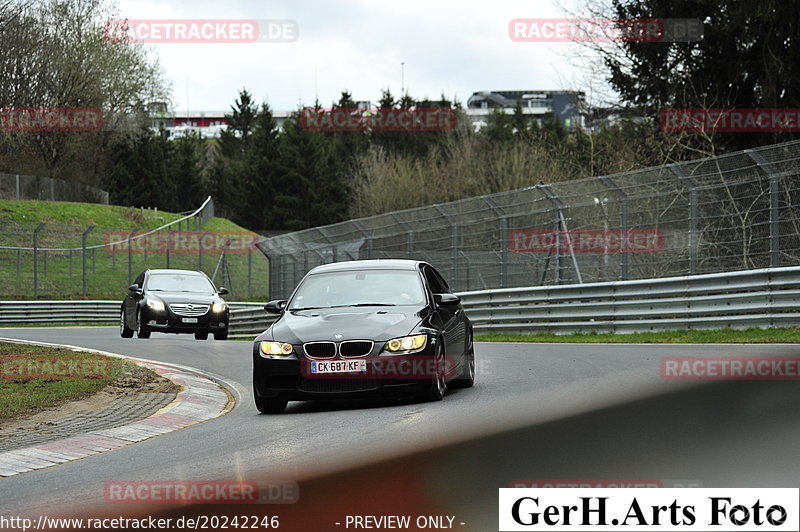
[146,291,220,304]
[264,306,425,344]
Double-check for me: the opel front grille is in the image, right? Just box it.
[169,304,209,317]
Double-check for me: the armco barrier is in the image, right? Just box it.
[1,266,798,336]
[460,266,800,334]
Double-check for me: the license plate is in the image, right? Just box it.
[182,317,198,323]
[311,360,367,374]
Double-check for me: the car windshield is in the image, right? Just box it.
[289,270,425,309]
[146,273,215,293]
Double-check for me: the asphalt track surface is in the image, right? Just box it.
[1,327,799,530]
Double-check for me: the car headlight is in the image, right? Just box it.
[212,302,227,313]
[259,341,294,358]
[146,299,165,311]
[384,334,427,354]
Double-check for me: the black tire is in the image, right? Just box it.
[136,309,151,339]
[423,346,446,402]
[213,330,228,341]
[255,395,287,414]
[450,332,475,389]
[195,331,208,340]
[120,308,134,338]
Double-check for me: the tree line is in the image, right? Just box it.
[2,0,799,232]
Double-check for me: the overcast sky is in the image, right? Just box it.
[115,0,603,113]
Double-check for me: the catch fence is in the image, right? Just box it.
[257,140,800,299]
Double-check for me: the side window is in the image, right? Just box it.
[430,268,452,293]
[135,273,145,287]
[423,266,447,294]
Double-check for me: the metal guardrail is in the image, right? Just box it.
[460,266,800,334]
[1,266,798,336]
[0,301,276,338]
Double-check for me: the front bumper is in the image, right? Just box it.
[141,306,229,333]
[252,339,442,401]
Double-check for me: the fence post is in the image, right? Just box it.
[82,225,94,293]
[538,183,582,285]
[17,249,21,277]
[247,247,253,299]
[15,174,20,200]
[166,229,171,268]
[746,150,781,267]
[33,223,45,297]
[669,165,698,275]
[599,176,629,280]
[70,249,73,278]
[128,229,137,284]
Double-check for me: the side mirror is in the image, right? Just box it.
[264,300,287,314]
[434,293,460,307]
[128,284,142,295]
[218,287,229,295]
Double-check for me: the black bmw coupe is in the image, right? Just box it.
[252,259,475,413]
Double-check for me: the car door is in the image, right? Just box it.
[126,271,145,324]
[423,265,465,364]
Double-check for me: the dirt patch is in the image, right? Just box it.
[0,363,182,432]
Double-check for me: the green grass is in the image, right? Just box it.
[0,200,270,301]
[0,342,130,420]
[476,327,800,344]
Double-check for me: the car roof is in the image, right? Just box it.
[308,259,426,274]
[146,269,205,276]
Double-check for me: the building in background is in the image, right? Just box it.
[148,91,590,138]
[465,90,586,131]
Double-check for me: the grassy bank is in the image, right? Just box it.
[0,199,269,301]
[0,342,129,420]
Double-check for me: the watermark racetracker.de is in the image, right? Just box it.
[103,230,259,254]
[0,108,102,131]
[103,480,299,504]
[661,108,800,133]
[0,354,112,380]
[508,18,703,43]
[508,229,664,254]
[299,107,458,132]
[104,19,298,43]
[661,356,800,380]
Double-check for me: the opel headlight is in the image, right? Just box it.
[212,302,227,313]
[259,341,294,358]
[146,299,165,312]
[384,334,427,354]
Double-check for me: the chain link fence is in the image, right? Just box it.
[0,197,270,300]
[258,140,800,299]
[0,172,109,204]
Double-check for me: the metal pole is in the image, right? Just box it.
[166,230,171,268]
[82,225,94,293]
[17,249,21,277]
[599,176,629,279]
[669,165,698,275]
[15,174,20,200]
[247,247,252,298]
[128,229,136,284]
[33,223,45,297]
[70,249,73,278]
[500,217,508,287]
[746,150,781,267]
[538,183,582,284]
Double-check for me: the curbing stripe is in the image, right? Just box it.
[0,337,235,477]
